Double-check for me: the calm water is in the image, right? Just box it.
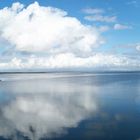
[0,72,140,140]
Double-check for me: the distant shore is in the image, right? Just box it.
[0,70,140,74]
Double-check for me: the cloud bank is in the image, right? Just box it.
[0,2,139,70]
[0,53,140,70]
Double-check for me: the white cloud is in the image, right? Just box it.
[114,24,132,30]
[0,2,102,56]
[83,7,117,23]
[1,53,140,70]
[82,8,104,14]
[84,15,117,23]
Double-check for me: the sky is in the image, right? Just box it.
[0,0,140,71]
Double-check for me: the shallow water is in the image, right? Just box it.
[0,72,140,140]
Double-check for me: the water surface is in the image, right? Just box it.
[0,72,140,140]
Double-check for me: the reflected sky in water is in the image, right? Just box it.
[1,72,140,140]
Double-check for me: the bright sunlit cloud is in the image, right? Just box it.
[0,2,102,54]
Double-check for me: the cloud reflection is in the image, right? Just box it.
[0,76,97,140]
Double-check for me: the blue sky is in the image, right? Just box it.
[0,0,140,70]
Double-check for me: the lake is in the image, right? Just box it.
[0,72,140,140]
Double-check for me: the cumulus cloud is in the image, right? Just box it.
[0,2,102,56]
[0,77,97,139]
